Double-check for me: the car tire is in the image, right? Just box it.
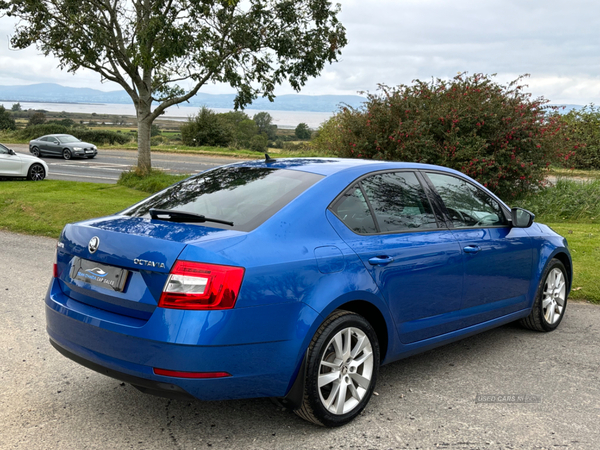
[63,149,72,160]
[27,163,46,181]
[31,146,41,157]
[520,258,568,332]
[294,310,380,427]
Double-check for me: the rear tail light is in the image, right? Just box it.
[53,245,59,278]
[159,261,245,310]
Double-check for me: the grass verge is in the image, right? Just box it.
[542,222,600,303]
[118,169,189,193]
[0,180,147,237]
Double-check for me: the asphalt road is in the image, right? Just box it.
[1,230,599,450]
[8,144,242,183]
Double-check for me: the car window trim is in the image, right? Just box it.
[420,170,511,230]
[328,169,449,236]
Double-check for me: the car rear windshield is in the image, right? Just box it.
[121,166,323,231]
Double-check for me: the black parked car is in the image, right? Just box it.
[29,134,98,160]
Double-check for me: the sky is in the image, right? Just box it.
[0,0,599,105]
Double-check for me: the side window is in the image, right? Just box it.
[330,185,378,234]
[426,172,507,228]
[361,172,438,232]
[39,137,48,142]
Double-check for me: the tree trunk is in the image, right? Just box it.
[136,100,153,174]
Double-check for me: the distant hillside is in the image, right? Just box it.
[0,83,365,113]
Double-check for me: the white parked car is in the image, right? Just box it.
[0,143,48,180]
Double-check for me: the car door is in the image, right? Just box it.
[46,137,61,156]
[0,144,22,175]
[327,170,465,344]
[423,171,534,325]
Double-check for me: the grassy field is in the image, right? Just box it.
[543,222,599,303]
[0,180,147,237]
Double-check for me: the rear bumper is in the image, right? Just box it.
[45,279,319,401]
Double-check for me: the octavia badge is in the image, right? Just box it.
[88,236,100,254]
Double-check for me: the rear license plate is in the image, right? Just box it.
[70,257,129,292]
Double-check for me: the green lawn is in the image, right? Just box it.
[542,222,600,303]
[0,180,147,237]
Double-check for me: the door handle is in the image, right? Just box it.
[368,256,395,266]
[463,245,481,254]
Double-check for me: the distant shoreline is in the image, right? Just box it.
[0,98,105,106]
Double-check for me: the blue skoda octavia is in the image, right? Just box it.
[46,158,571,427]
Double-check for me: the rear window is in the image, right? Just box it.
[122,166,323,231]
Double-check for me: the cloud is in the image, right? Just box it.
[1,0,599,103]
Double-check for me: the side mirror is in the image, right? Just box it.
[511,207,535,228]
[8,149,16,155]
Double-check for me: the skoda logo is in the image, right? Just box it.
[88,236,100,254]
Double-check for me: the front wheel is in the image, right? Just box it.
[31,146,41,157]
[295,310,380,427]
[520,258,568,332]
[62,149,72,160]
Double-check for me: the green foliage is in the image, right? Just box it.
[515,179,600,223]
[11,102,22,112]
[19,123,70,138]
[118,169,188,194]
[76,130,132,145]
[316,73,568,197]
[17,124,131,145]
[27,111,46,127]
[249,134,268,152]
[180,107,234,147]
[253,112,277,140]
[151,124,162,137]
[47,118,75,127]
[561,105,600,169]
[0,106,16,131]
[295,122,312,140]
[235,119,259,149]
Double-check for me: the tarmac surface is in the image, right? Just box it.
[0,230,599,449]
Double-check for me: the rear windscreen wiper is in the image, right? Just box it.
[149,209,234,226]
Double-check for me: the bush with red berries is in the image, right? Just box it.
[314,73,569,197]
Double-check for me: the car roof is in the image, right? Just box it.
[235,157,464,178]
[43,134,74,137]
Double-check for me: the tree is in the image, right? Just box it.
[180,107,234,147]
[314,73,569,197]
[1,0,346,174]
[11,102,21,112]
[253,112,277,140]
[295,122,312,140]
[0,106,16,130]
[561,105,600,169]
[27,111,46,127]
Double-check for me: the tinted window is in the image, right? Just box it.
[122,167,323,231]
[38,137,48,142]
[330,185,378,234]
[426,172,507,228]
[0,143,8,154]
[57,135,81,144]
[361,172,438,232]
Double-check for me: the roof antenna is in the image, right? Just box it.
[265,153,276,163]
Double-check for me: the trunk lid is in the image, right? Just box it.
[56,216,245,321]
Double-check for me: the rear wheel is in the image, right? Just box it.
[31,146,40,157]
[27,163,46,181]
[295,310,380,427]
[520,259,568,332]
[62,149,72,160]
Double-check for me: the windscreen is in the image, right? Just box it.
[122,166,323,231]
